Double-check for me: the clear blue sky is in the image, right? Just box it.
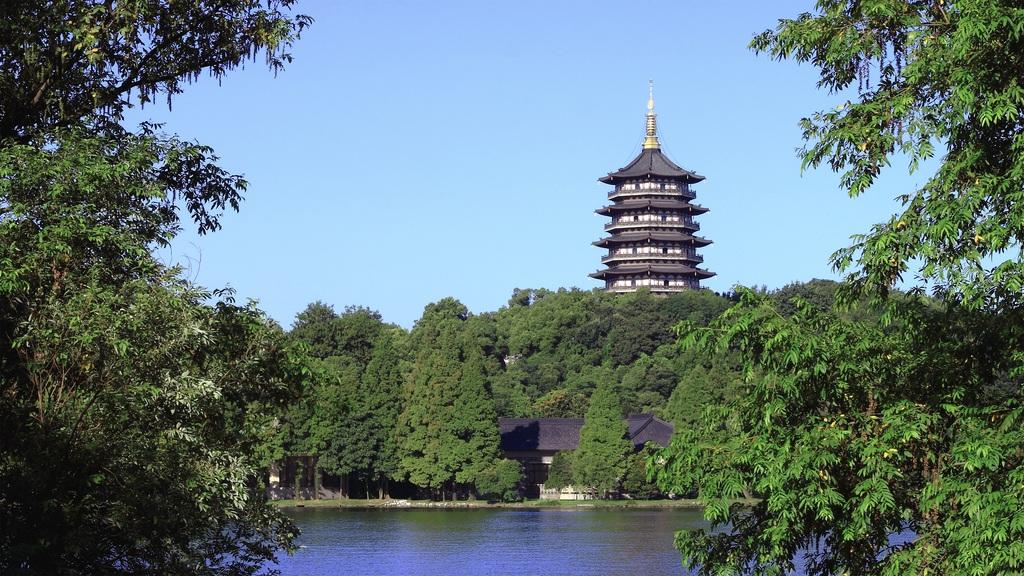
[135,1,926,328]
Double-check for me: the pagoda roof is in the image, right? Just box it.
[600,147,705,185]
[596,199,709,215]
[593,231,712,247]
[589,263,716,280]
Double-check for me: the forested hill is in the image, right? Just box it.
[272,279,852,497]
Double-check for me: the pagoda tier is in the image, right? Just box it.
[595,198,709,216]
[590,263,715,280]
[598,147,704,185]
[592,230,711,248]
[591,84,713,294]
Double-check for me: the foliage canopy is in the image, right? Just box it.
[0,1,311,574]
[654,2,1024,575]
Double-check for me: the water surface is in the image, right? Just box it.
[274,507,707,576]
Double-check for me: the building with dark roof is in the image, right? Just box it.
[591,83,714,293]
[499,413,673,498]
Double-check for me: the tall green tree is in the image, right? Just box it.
[654,2,1024,575]
[359,330,407,498]
[574,379,632,497]
[0,1,311,573]
[397,299,509,499]
[287,302,393,498]
[334,306,386,367]
[397,301,467,495]
[446,345,506,494]
[308,358,364,498]
[289,302,342,359]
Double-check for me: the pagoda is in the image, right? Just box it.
[590,84,714,293]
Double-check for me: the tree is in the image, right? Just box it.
[620,352,681,414]
[308,358,364,498]
[574,380,632,497]
[359,330,407,498]
[770,279,840,316]
[289,302,342,359]
[397,298,506,499]
[288,303,395,498]
[0,0,310,144]
[397,302,467,495]
[605,289,734,366]
[531,388,589,418]
[545,450,575,492]
[290,303,386,367]
[605,290,674,365]
[446,346,505,494]
[333,306,386,368]
[495,288,614,401]
[653,3,1024,575]
[0,131,310,576]
[662,347,743,430]
[0,2,311,573]
[473,459,522,503]
[621,443,662,500]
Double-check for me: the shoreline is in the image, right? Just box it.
[271,498,750,510]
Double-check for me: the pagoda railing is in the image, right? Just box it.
[602,252,704,264]
[609,186,695,200]
[605,220,692,231]
[607,285,695,293]
[604,220,700,231]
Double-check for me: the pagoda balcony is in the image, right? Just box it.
[609,186,695,200]
[607,285,693,293]
[602,252,703,264]
[604,220,692,231]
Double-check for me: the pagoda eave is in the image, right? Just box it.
[593,231,712,248]
[590,264,715,280]
[599,172,704,185]
[598,148,705,185]
[596,201,709,216]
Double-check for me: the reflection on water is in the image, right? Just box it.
[273,507,709,576]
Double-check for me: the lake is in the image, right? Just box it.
[273,507,708,576]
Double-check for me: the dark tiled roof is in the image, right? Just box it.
[499,418,582,451]
[599,148,704,185]
[596,199,709,216]
[499,414,674,452]
[589,263,715,280]
[592,230,713,247]
[627,414,674,447]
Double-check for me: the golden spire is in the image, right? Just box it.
[643,80,660,150]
